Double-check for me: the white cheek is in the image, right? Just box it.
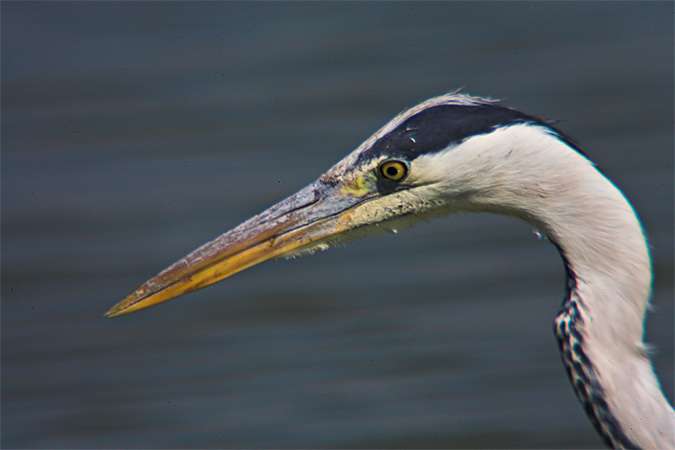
[409,124,580,199]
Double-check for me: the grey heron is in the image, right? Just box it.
[106,93,674,449]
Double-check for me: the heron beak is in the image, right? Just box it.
[105,181,368,317]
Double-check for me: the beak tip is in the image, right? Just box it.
[104,294,144,318]
[104,304,126,318]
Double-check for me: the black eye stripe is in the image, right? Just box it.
[357,103,565,165]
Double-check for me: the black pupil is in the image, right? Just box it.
[386,166,399,177]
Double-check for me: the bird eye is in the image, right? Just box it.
[379,160,408,181]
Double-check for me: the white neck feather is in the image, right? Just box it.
[415,124,674,449]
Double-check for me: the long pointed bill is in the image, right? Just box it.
[105,181,371,317]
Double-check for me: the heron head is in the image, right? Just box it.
[105,93,557,317]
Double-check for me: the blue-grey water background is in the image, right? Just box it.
[2,2,673,448]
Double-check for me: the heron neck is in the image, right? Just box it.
[548,171,675,449]
[524,135,673,449]
[543,175,673,449]
[449,125,675,448]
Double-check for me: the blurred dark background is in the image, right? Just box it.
[3,2,673,448]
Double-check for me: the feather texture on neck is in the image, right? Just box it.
[412,123,674,449]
